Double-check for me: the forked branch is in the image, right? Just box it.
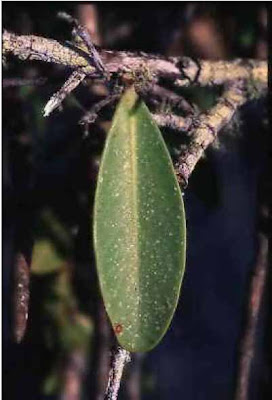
[3,30,267,88]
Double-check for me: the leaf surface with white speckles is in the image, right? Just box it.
[94,87,186,352]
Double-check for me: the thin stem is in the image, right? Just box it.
[80,93,121,127]
[104,346,131,400]
[43,70,86,117]
[3,77,47,87]
[14,253,30,343]
[234,208,269,400]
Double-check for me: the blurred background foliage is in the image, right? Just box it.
[2,3,268,400]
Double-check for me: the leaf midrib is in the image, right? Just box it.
[128,114,141,332]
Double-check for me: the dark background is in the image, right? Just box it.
[2,3,269,400]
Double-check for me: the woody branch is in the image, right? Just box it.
[3,30,267,183]
[175,81,248,185]
[3,31,267,87]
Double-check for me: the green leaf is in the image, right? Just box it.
[94,87,186,352]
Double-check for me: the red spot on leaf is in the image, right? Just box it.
[114,323,123,334]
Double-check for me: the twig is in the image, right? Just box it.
[234,226,269,400]
[176,81,248,186]
[104,346,131,400]
[42,12,108,117]
[77,4,101,47]
[73,25,105,77]
[60,349,87,400]
[140,84,195,114]
[14,253,30,343]
[3,30,94,76]
[58,11,105,76]
[3,31,267,88]
[79,88,193,135]
[2,29,105,117]
[43,70,86,117]
[3,77,47,87]
[79,93,121,127]
[152,113,192,132]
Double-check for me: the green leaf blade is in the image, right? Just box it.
[94,87,186,352]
